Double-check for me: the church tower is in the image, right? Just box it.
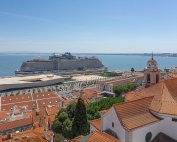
[144,54,160,87]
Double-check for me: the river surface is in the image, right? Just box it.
[0,53,176,77]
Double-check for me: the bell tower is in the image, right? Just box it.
[144,53,160,87]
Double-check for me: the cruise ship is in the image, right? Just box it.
[15,52,105,75]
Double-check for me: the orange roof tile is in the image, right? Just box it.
[46,106,61,116]
[9,128,49,142]
[0,111,9,120]
[125,78,177,116]
[70,135,84,142]
[149,78,177,115]
[1,94,32,105]
[1,101,37,112]
[124,82,164,102]
[0,118,33,132]
[90,119,101,130]
[99,109,109,115]
[37,97,62,109]
[32,91,58,100]
[87,131,120,142]
[114,97,160,131]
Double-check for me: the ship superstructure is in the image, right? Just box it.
[16,52,105,75]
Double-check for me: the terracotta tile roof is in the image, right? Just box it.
[46,114,56,123]
[1,101,37,111]
[114,97,160,131]
[1,94,32,105]
[149,78,177,116]
[46,106,61,116]
[90,118,101,130]
[70,135,84,142]
[73,88,101,97]
[87,131,120,142]
[124,82,164,102]
[8,128,50,142]
[0,111,9,120]
[72,88,102,105]
[99,109,109,115]
[63,99,78,107]
[32,91,58,100]
[0,118,33,132]
[37,97,62,109]
[125,78,177,116]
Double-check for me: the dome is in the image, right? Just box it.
[146,57,158,71]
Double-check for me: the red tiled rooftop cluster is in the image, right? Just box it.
[0,91,62,112]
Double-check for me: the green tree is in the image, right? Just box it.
[52,111,68,134]
[58,111,68,123]
[113,83,137,96]
[66,103,76,119]
[72,98,89,137]
[52,119,62,133]
[87,96,124,120]
[131,67,135,72]
[62,118,73,139]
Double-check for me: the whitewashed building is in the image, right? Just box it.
[90,78,177,142]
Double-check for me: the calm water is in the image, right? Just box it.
[0,53,177,77]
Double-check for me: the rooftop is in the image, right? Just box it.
[70,131,120,142]
[90,118,101,131]
[124,78,177,116]
[0,118,32,132]
[72,75,105,81]
[114,97,160,131]
[0,74,63,85]
[86,131,120,142]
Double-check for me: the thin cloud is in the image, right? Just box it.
[0,11,55,23]
[0,11,86,30]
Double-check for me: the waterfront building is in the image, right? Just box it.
[96,75,143,93]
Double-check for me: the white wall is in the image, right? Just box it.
[157,114,177,140]
[102,107,126,142]
[132,113,177,142]
[102,105,177,142]
[132,121,161,142]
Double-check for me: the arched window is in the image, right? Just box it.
[156,74,159,83]
[145,132,152,142]
[147,74,150,83]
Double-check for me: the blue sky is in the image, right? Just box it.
[0,0,177,53]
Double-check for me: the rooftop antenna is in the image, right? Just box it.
[152,52,154,60]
